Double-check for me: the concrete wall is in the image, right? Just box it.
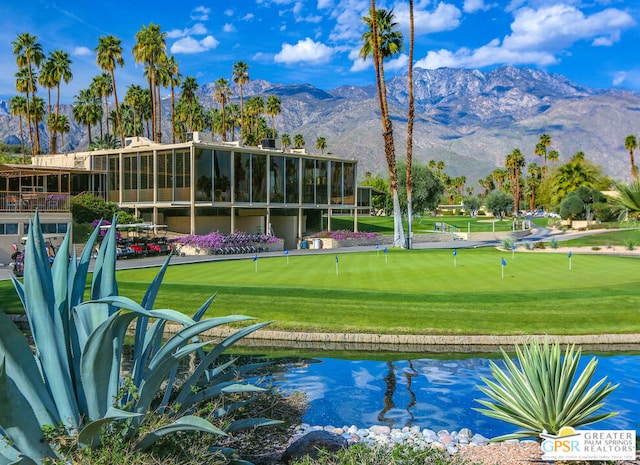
[270,216,299,249]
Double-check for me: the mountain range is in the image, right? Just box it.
[1,65,640,185]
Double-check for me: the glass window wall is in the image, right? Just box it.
[331,161,343,204]
[285,157,299,204]
[251,153,267,203]
[214,150,231,202]
[344,162,355,204]
[303,159,315,203]
[174,150,190,201]
[270,155,285,203]
[316,160,328,204]
[139,153,153,201]
[108,155,119,202]
[157,151,173,201]
[195,148,212,201]
[234,152,250,202]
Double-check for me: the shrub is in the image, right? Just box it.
[475,340,618,440]
[501,238,515,251]
[549,237,559,249]
[592,246,601,251]
[625,238,635,250]
[533,242,546,249]
[523,241,534,250]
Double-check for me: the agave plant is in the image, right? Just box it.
[475,340,619,440]
[0,212,280,464]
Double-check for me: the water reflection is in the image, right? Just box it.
[262,353,640,438]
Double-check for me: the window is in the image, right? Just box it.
[174,150,191,201]
[303,159,315,203]
[344,163,355,204]
[123,153,138,202]
[316,160,328,204]
[331,161,343,204]
[0,223,18,235]
[195,148,213,201]
[214,150,231,202]
[285,157,299,204]
[139,154,153,201]
[270,156,285,203]
[157,151,173,201]
[107,155,120,202]
[251,153,267,203]
[234,152,251,202]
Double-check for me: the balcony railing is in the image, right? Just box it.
[0,192,71,213]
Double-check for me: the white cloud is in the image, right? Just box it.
[170,35,219,54]
[317,0,333,8]
[463,0,492,13]
[167,23,208,39]
[274,37,334,64]
[393,2,462,35]
[223,23,236,33]
[327,0,369,43]
[243,13,255,21]
[191,6,211,21]
[72,46,93,57]
[414,4,635,71]
[613,71,627,86]
[224,9,234,16]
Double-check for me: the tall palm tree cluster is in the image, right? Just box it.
[8,28,287,156]
[11,33,72,160]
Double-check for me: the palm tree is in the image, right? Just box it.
[29,96,46,150]
[40,49,72,154]
[405,0,415,248]
[244,95,264,145]
[124,84,147,137]
[9,95,28,161]
[232,61,250,143]
[551,158,602,205]
[293,133,305,149]
[214,77,231,141]
[611,180,640,221]
[12,32,44,155]
[133,24,166,142]
[548,149,559,165]
[90,73,113,138]
[315,136,327,154]
[165,55,181,143]
[73,88,102,145]
[492,168,508,191]
[96,35,125,146]
[39,57,56,152]
[624,135,638,181]
[505,148,525,215]
[526,162,542,212]
[281,133,291,150]
[265,95,281,138]
[55,114,70,148]
[361,6,404,247]
[227,103,240,141]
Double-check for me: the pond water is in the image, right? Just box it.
[262,351,640,438]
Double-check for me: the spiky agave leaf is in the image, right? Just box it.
[22,213,79,429]
[77,407,143,448]
[0,358,59,464]
[134,415,228,452]
[474,340,618,439]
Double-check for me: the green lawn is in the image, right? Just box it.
[325,215,516,234]
[555,229,640,247]
[3,248,634,336]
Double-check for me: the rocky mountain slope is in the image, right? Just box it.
[2,65,640,184]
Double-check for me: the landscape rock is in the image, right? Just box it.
[281,430,348,464]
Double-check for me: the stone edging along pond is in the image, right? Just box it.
[167,325,640,352]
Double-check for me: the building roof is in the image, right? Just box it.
[0,163,102,178]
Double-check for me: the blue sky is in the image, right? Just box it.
[0,0,638,104]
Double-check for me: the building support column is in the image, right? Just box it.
[327,208,332,231]
[231,206,236,233]
[297,207,303,243]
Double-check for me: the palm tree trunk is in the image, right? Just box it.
[18,116,26,163]
[171,84,176,144]
[111,71,124,146]
[630,150,637,181]
[370,0,404,248]
[406,0,414,249]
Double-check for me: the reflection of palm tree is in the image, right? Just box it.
[403,360,418,426]
[377,361,396,426]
